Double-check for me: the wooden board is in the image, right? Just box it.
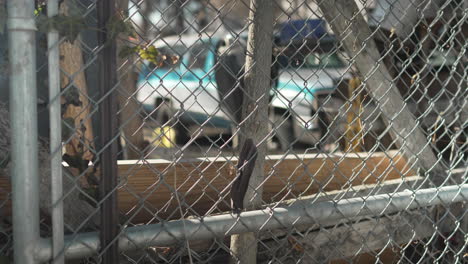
[0,150,415,223]
[117,150,414,222]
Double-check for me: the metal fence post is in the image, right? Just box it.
[47,0,65,263]
[7,0,40,263]
[97,0,119,262]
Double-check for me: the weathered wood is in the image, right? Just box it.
[231,0,275,262]
[120,151,413,223]
[59,1,95,162]
[316,0,446,184]
[0,151,415,223]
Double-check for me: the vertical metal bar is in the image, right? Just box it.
[97,0,119,262]
[47,0,64,263]
[7,0,40,263]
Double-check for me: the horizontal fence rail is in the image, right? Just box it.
[36,184,468,261]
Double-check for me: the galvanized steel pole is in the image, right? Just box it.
[7,0,40,263]
[47,0,65,263]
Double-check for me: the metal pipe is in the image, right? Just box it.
[97,0,119,262]
[47,0,64,263]
[7,0,40,263]
[36,184,468,261]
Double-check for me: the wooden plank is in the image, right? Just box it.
[0,151,415,223]
[59,1,95,162]
[231,0,275,260]
[117,150,414,222]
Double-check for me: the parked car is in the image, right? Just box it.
[136,30,349,149]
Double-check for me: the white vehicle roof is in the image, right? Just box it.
[151,30,244,49]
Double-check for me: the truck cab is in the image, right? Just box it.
[137,26,347,149]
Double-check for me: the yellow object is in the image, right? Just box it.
[345,77,364,152]
[152,126,175,148]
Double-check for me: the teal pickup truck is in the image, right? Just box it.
[137,32,348,149]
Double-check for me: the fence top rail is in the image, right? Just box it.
[35,184,468,262]
[91,150,404,166]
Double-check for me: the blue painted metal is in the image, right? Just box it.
[278,19,327,42]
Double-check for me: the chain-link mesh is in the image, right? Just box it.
[0,0,466,263]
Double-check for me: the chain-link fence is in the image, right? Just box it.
[0,0,467,263]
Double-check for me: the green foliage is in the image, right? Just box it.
[106,12,136,43]
[118,45,140,59]
[32,3,178,68]
[53,15,86,43]
[139,45,159,62]
[118,45,162,65]
[34,2,46,16]
[36,14,86,43]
